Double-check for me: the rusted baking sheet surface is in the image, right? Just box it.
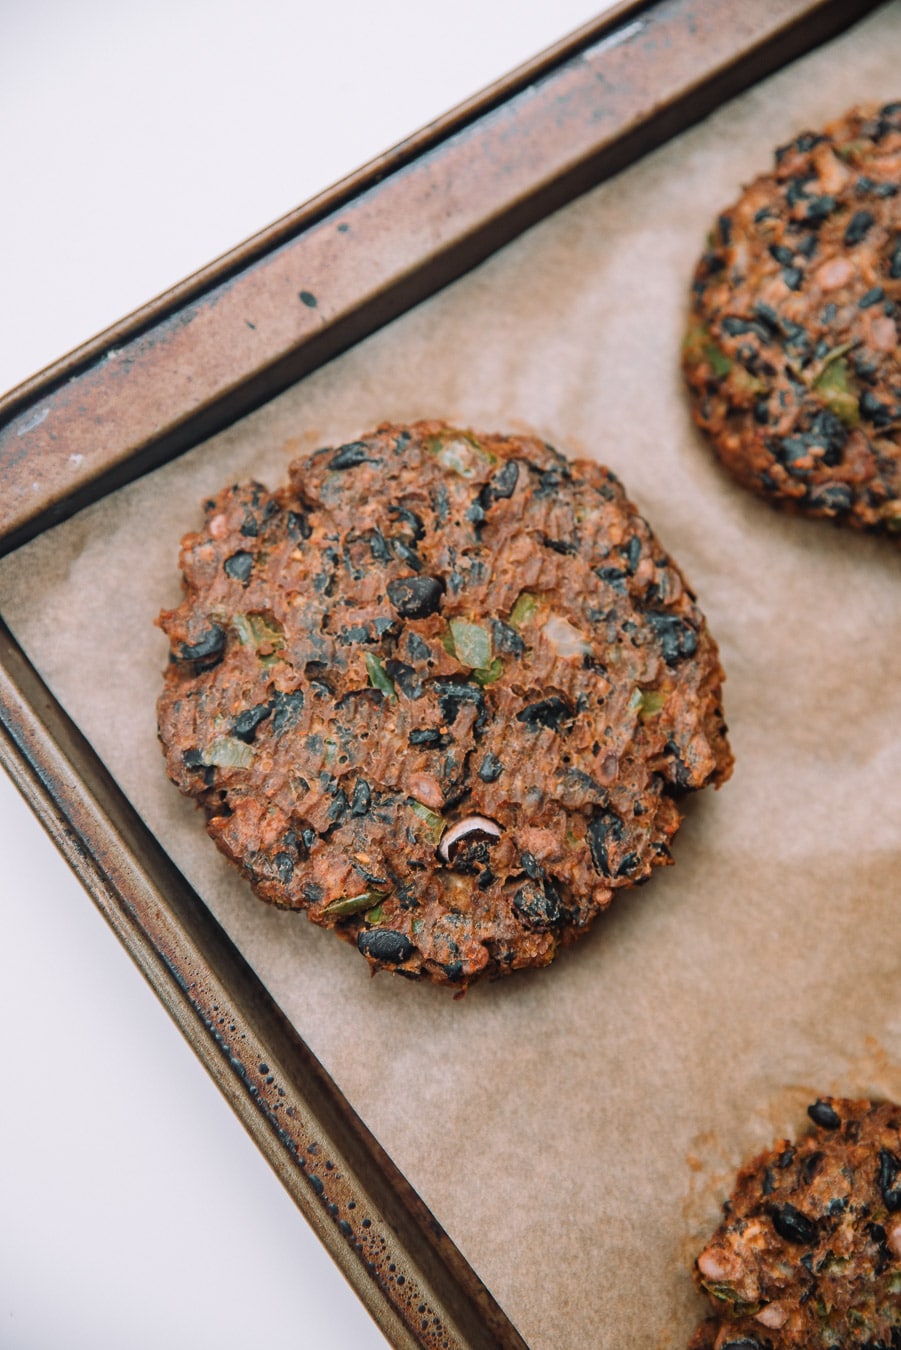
[0,0,878,556]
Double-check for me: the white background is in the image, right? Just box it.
[0,4,614,1348]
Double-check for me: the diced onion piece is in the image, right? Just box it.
[542,614,591,658]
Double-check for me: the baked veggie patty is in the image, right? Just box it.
[690,1098,901,1349]
[685,101,901,537]
[157,421,732,987]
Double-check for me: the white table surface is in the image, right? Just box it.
[0,4,613,1346]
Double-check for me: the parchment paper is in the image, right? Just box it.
[3,7,901,1345]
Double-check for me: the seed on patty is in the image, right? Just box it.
[438,816,502,864]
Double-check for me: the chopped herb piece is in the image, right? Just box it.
[430,433,495,478]
[509,591,539,629]
[471,657,504,686]
[637,688,666,718]
[364,652,396,700]
[231,612,285,662]
[813,356,860,426]
[448,619,492,670]
[408,800,445,843]
[323,889,388,917]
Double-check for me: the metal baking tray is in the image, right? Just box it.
[0,2,884,1346]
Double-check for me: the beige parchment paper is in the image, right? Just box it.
[3,6,901,1345]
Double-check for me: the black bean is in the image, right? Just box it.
[391,538,422,572]
[491,619,524,656]
[615,851,640,878]
[182,749,206,771]
[804,195,836,223]
[384,660,423,700]
[889,235,901,280]
[752,301,781,332]
[878,1148,901,1212]
[434,680,487,731]
[596,566,628,593]
[844,209,875,246]
[239,508,260,537]
[534,464,571,498]
[753,399,771,425]
[273,852,294,884]
[350,779,371,816]
[643,611,698,664]
[478,752,503,782]
[782,266,803,291]
[359,526,391,563]
[516,695,572,732]
[357,929,414,965]
[386,575,444,619]
[769,243,795,266]
[622,535,642,573]
[231,702,273,743]
[776,435,813,475]
[826,1194,848,1216]
[776,1148,795,1169]
[326,789,348,825]
[771,1203,818,1245]
[385,506,423,543]
[287,510,311,540]
[762,1167,775,1196]
[409,727,448,748]
[329,442,376,470]
[807,1099,841,1129]
[540,534,578,556]
[337,624,371,646]
[587,808,625,877]
[719,1340,762,1350]
[796,233,818,260]
[801,1150,824,1185]
[481,458,520,506]
[224,550,254,583]
[406,632,432,663]
[860,390,893,426]
[859,286,885,309]
[176,623,226,669]
[513,880,561,930]
[271,689,304,735]
[806,409,847,465]
[721,315,769,341]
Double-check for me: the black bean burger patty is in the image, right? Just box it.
[684,101,901,538]
[157,421,732,988]
[690,1098,901,1349]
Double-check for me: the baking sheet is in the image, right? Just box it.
[2,5,901,1345]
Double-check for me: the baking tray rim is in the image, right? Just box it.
[0,2,885,1346]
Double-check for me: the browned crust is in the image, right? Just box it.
[157,421,731,988]
[684,102,901,538]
